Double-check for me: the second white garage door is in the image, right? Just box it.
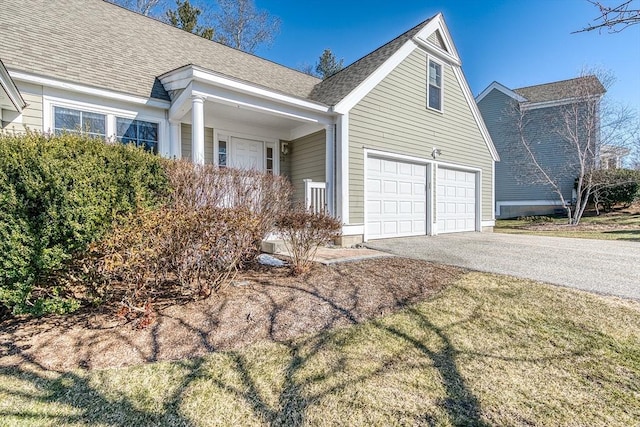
[366,157,427,239]
[436,167,477,233]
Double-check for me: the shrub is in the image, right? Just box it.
[82,162,294,316]
[87,206,260,313]
[0,131,167,315]
[164,161,293,254]
[591,169,640,213]
[277,208,342,275]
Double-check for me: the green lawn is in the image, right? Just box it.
[1,272,639,426]
[495,211,640,241]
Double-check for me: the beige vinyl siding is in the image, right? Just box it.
[279,140,291,179]
[427,31,446,51]
[289,130,326,205]
[1,82,43,131]
[180,124,214,163]
[349,49,494,224]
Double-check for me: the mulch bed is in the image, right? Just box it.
[0,258,465,371]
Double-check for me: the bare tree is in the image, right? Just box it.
[512,70,638,225]
[213,0,280,53]
[107,0,164,16]
[575,0,640,33]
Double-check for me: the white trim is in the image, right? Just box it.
[413,13,462,65]
[191,85,332,125]
[426,55,444,113]
[496,200,565,217]
[475,81,527,104]
[341,224,364,236]
[213,128,280,174]
[10,70,170,109]
[0,63,26,112]
[43,95,167,150]
[168,120,181,159]
[191,95,205,164]
[333,41,417,114]
[168,82,194,121]
[325,124,336,217]
[482,220,495,227]
[338,113,350,224]
[160,65,331,114]
[451,67,500,162]
[432,163,438,235]
[365,148,483,173]
[520,94,602,111]
[491,160,496,221]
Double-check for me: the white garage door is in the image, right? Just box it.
[436,167,476,233]
[366,157,426,239]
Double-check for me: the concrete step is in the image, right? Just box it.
[261,240,287,254]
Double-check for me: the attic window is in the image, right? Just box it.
[427,59,443,111]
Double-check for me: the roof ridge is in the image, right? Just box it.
[514,75,597,92]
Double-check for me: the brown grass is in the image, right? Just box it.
[0,266,638,426]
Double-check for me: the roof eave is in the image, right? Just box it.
[0,59,26,112]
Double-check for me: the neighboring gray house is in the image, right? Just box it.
[476,78,605,218]
[1,0,498,242]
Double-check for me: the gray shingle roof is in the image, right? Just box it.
[1,0,430,106]
[308,17,433,105]
[514,76,605,103]
[1,0,321,102]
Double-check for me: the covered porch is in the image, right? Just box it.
[159,65,339,215]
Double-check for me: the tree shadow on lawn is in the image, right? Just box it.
[0,266,599,426]
[602,229,640,242]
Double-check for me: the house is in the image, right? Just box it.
[476,78,605,218]
[1,0,497,243]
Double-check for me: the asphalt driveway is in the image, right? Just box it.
[366,233,640,300]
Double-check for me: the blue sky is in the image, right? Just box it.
[251,0,640,112]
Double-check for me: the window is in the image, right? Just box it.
[266,146,274,174]
[428,59,442,111]
[116,118,158,154]
[53,106,106,138]
[218,140,227,167]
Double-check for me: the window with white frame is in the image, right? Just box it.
[51,103,160,154]
[427,59,443,111]
[53,106,106,138]
[116,117,159,154]
[218,138,227,167]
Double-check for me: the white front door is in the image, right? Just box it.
[230,137,264,170]
[366,156,427,239]
[436,167,477,233]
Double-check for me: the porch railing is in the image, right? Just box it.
[303,179,326,214]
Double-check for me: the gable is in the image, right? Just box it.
[427,30,448,52]
[351,49,492,162]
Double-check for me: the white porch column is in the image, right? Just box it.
[169,120,181,159]
[325,124,336,217]
[191,95,205,164]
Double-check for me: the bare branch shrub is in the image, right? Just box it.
[277,208,341,275]
[79,161,293,321]
[164,160,293,252]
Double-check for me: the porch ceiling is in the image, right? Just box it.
[177,100,325,141]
